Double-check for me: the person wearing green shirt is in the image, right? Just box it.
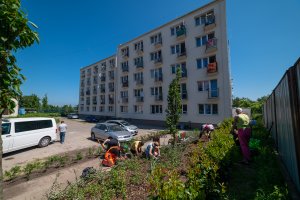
[233,108,251,165]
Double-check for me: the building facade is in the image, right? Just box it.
[79,0,232,127]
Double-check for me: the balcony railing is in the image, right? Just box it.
[136,62,144,69]
[154,40,162,47]
[136,96,144,102]
[122,52,129,58]
[122,97,128,103]
[100,88,105,93]
[181,71,187,78]
[109,75,114,80]
[93,80,98,85]
[101,77,106,82]
[122,82,129,87]
[109,99,114,104]
[177,51,186,58]
[155,95,163,101]
[181,92,188,100]
[136,79,144,85]
[109,87,114,92]
[93,101,97,105]
[154,75,163,82]
[100,100,105,105]
[86,91,90,95]
[86,102,90,105]
[205,15,216,26]
[208,88,219,99]
[176,26,186,38]
[206,38,217,53]
[154,57,163,64]
[122,66,129,72]
[207,62,218,73]
[93,90,97,95]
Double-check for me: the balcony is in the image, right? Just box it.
[154,40,162,48]
[93,90,97,95]
[154,57,163,65]
[109,99,114,104]
[122,82,129,88]
[86,102,90,106]
[136,62,144,69]
[93,80,98,85]
[80,92,84,96]
[100,100,105,105]
[181,92,188,100]
[207,62,218,74]
[181,71,187,78]
[136,96,144,102]
[154,75,163,82]
[122,97,128,103]
[87,82,91,86]
[204,15,216,32]
[136,48,143,55]
[122,52,129,59]
[80,83,85,87]
[100,88,105,93]
[109,87,114,92]
[176,26,186,39]
[122,66,129,72]
[86,91,91,95]
[101,77,106,82]
[155,95,163,101]
[206,38,217,53]
[135,79,143,86]
[93,101,97,105]
[101,66,106,72]
[177,51,186,59]
[93,70,98,75]
[208,88,219,99]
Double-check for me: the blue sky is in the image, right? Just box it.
[17,0,300,106]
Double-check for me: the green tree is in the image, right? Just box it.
[0,0,39,197]
[166,68,182,145]
[41,94,48,112]
[20,94,41,111]
[61,104,74,116]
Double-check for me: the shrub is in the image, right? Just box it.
[4,166,21,181]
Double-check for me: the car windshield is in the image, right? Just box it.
[109,125,124,132]
[120,121,130,126]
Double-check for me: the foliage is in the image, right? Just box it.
[41,94,49,111]
[165,67,182,145]
[4,166,21,181]
[19,94,41,111]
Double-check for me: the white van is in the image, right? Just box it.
[1,118,57,154]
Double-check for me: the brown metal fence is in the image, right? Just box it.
[263,57,300,192]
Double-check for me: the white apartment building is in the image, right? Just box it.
[79,0,232,127]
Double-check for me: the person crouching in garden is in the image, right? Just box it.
[233,108,251,165]
[145,140,160,159]
[130,140,144,156]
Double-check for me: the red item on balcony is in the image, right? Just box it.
[207,62,217,73]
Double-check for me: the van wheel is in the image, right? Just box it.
[39,136,51,148]
[91,133,96,141]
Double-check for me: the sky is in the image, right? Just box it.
[16,0,300,106]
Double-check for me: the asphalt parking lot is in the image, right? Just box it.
[2,118,164,171]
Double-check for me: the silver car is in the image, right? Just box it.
[91,123,133,142]
[105,120,138,136]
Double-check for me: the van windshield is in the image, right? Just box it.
[2,123,11,135]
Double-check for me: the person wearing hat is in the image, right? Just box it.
[233,107,251,164]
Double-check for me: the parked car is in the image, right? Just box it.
[67,113,79,119]
[105,120,138,135]
[91,123,133,142]
[1,117,57,154]
[85,116,98,123]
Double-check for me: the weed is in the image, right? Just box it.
[4,165,21,181]
[75,152,83,161]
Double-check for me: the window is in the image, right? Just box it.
[120,106,128,113]
[150,86,162,96]
[171,42,186,54]
[134,41,144,51]
[171,62,186,77]
[134,89,144,97]
[120,91,128,98]
[150,68,162,79]
[197,81,209,91]
[99,106,104,112]
[80,106,84,111]
[195,10,215,26]
[150,50,162,61]
[134,72,143,81]
[121,76,128,83]
[93,106,96,111]
[150,33,162,44]
[170,23,184,36]
[134,57,143,65]
[182,104,187,114]
[2,123,11,135]
[109,59,115,68]
[196,32,215,47]
[108,106,113,112]
[197,55,216,69]
[151,105,163,114]
[134,105,143,113]
[198,104,218,114]
[15,120,53,133]
[121,47,129,57]
[86,106,89,111]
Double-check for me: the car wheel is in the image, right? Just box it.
[39,136,51,148]
[91,133,96,141]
